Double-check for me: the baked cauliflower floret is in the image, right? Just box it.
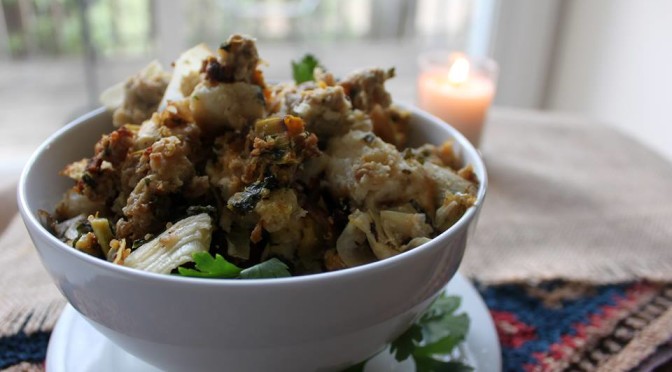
[190,82,265,133]
[289,86,354,143]
[159,44,214,110]
[268,81,375,143]
[112,61,170,127]
[325,130,434,212]
[189,35,266,134]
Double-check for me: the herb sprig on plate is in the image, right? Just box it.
[346,294,473,372]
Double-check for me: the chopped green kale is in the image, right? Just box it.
[228,176,278,214]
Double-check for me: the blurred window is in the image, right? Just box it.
[0,0,496,59]
[0,0,498,168]
[0,0,152,58]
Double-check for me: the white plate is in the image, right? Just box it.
[46,273,501,372]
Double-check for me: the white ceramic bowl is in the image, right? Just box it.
[18,106,487,372]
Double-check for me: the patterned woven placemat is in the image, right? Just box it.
[479,281,672,371]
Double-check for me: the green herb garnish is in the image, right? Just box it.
[292,54,320,84]
[177,252,241,278]
[178,252,291,279]
[390,324,423,361]
[347,294,473,372]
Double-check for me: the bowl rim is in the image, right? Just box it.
[17,103,487,288]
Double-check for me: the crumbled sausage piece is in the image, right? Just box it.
[117,136,196,240]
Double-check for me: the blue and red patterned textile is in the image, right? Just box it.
[479,281,672,371]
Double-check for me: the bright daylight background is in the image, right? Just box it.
[1,0,671,178]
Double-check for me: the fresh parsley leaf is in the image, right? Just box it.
[343,293,472,372]
[292,54,320,84]
[239,258,291,279]
[413,333,464,357]
[390,323,423,362]
[413,356,474,372]
[178,252,242,278]
[420,295,461,323]
[391,294,470,367]
[420,312,469,350]
[418,295,469,349]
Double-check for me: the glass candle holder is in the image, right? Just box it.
[417,51,498,148]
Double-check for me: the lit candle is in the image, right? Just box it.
[417,52,497,147]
